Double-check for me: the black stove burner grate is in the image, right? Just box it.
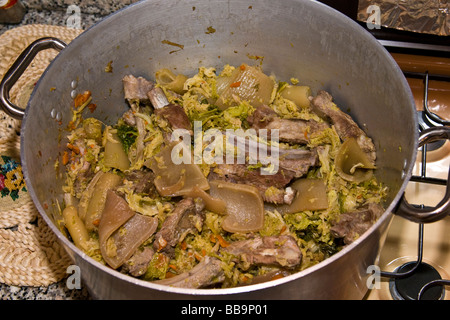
[382,222,450,300]
[381,223,448,300]
[390,261,444,300]
[379,222,449,300]
[378,68,450,300]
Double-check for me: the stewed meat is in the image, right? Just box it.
[209,146,318,204]
[210,163,296,204]
[330,202,384,244]
[310,90,376,163]
[148,87,193,133]
[278,148,319,178]
[223,235,302,270]
[248,104,329,144]
[154,104,193,132]
[124,170,158,196]
[122,75,155,103]
[154,256,224,288]
[153,198,203,253]
[121,247,155,277]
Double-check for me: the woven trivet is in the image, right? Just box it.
[0,24,83,287]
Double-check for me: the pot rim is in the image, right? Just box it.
[20,0,418,297]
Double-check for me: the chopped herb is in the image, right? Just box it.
[161,40,184,50]
[205,26,216,34]
[105,60,113,73]
[116,124,138,154]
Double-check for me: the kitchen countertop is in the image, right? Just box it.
[0,0,139,36]
[0,282,91,300]
[0,0,140,300]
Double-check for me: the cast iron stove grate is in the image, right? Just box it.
[379,69,450,300]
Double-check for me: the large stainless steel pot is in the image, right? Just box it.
[1,0,450,300]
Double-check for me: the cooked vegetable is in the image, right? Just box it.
[116,123,138,154]
[63,205,89,251]
[83,118,103,144]
[144,252,170,280]
[61,63,387,289]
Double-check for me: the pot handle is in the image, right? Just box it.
[395,126,450,223]
[0,37,67,120]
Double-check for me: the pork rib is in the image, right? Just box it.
[247,104,329,144]
[330,203,384,244]
[148,87,192,133]
[122,75,155,103]
[223,235,302,270]
[153,198,203,253]
[214,132,319,204]
[154,256,224,288]
[310,90,376,163]
[210,163,295,204]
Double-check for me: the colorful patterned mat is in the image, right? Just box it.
[0,24,82,287]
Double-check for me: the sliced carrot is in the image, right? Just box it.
[74,90,91,108]
[271,274,285,281]
[67,121,76,130]
[194,252,203,261]
[230,81,241,88]
[67,143,80,154]
[87,103,97,113]
[62,151,69,165]
[168,264,177,271]
[215,234,229,248]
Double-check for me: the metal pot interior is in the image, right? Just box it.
[20,0,417,298]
